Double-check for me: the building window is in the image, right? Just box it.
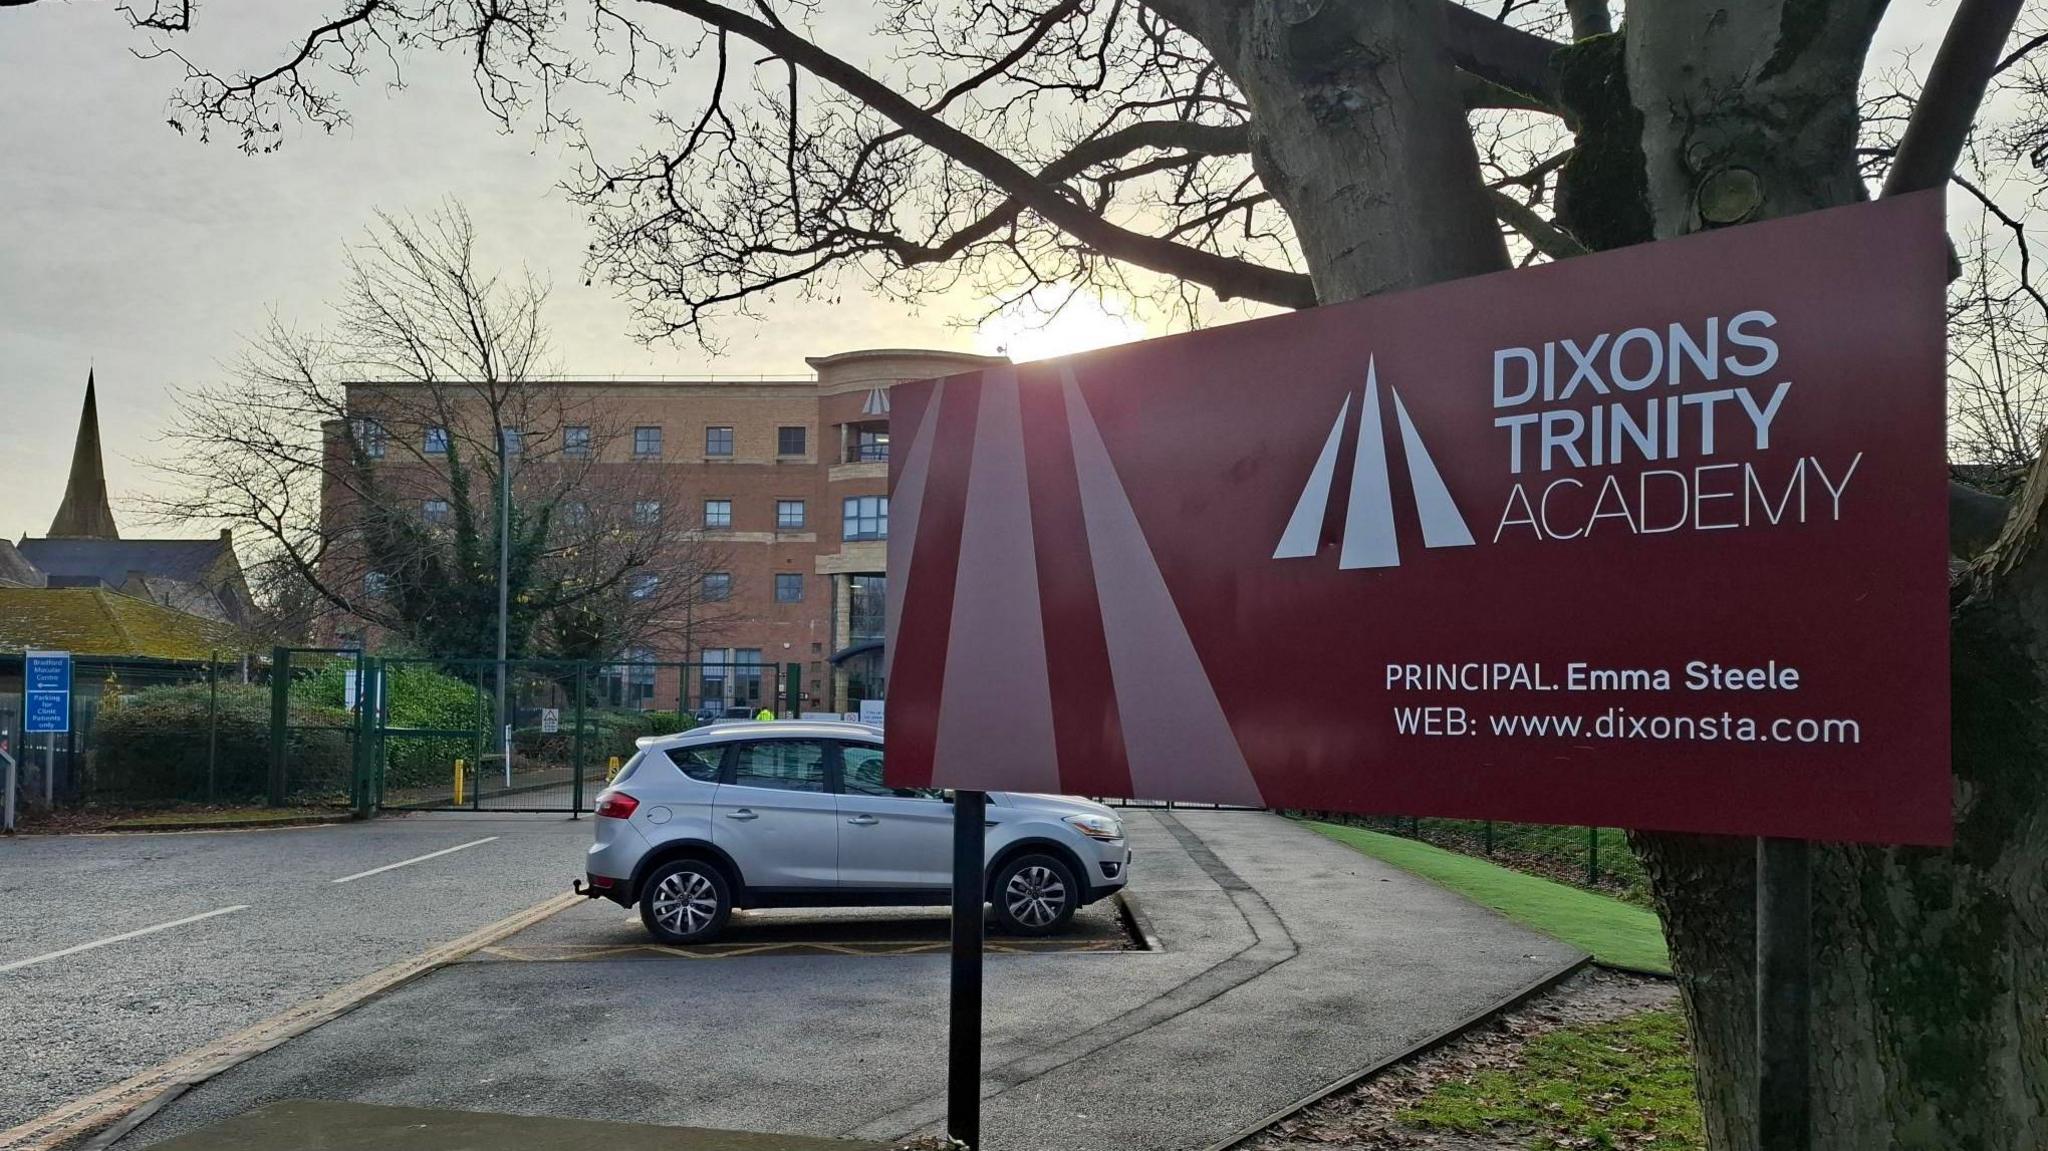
[625,646,656,702]
[631,573,660,600]
[842,496,888,541]
[701,649,728,703]
[424,426,450,455]
[775,572,804,603]
[849,422,890,463]
[776,499,806,530]
[633,499,662,526]
[633,426,663,459]
[563,425,591,458]
[364,571,390,599]
[353,418,387,460]
[563,500,590,528]
[703,499,732,529]
[705,425,734,457]
[422,498,451,524]
[703,572,732,602]
[849,574,886,644]
[777,426,807,456]
[735,649,764,704]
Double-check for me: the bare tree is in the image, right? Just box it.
[1949,207,2048,475]
[22,0,2048,1144]
[144,202,738,661]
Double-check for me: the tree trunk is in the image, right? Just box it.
[1205,0,1512,300]
[1173,0,2048,1140]
[1613,3,2048,1147]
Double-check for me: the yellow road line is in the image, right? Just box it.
[0,891,581,1151]
[474,936,1125,961]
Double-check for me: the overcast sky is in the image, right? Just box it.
[0,0,1969,543]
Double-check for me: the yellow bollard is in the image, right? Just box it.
[453,759,465,806]
[606,755,621,782]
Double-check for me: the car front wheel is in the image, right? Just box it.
[991,853,1079,935]
[639,859,733,944]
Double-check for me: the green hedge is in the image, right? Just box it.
[294,662,486,789]
[90,683,353,803]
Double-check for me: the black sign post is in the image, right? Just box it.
[1757,837,1812,1151]
[948,789,988,1149]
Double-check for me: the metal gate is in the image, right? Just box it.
[374,657,801,814]
[265,646,372,812]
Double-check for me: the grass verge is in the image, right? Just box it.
[1310,821,1670,974]
[1401,1007,1703,1150]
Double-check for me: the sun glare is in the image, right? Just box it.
[972,291,1149,363]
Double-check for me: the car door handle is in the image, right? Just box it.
[846,814,879,826]
[725,809,759,821]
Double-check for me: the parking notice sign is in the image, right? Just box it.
[885,192,1952,845]
[25,650,71,734]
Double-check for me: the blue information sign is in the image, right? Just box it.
[24,649,71,733]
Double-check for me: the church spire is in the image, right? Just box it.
[48,369,120,539]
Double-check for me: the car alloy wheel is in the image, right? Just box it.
[638,859,732,944]
[1005,864,1067,928]
[991,852,1080,936]
[652,870,720,936]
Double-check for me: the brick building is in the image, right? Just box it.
[325,347,1005,715]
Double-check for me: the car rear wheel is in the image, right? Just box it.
[991,853,1079,936]
[639,859,733,944]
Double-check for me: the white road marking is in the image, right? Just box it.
[0,906,250,974]
[330,836,499,884]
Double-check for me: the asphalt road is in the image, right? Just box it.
[111,811,1584,1151]
[0,813,592,1132]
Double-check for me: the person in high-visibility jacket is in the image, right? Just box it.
[755,708,775,721]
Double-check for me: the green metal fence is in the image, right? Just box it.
[264,646,371,810]
[3,649,371,811]
[373,657,804,815]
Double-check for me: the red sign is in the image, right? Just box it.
[886,192,1951,845]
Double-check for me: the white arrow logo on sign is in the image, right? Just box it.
[1273,358,1475,569]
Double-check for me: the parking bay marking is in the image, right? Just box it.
[330,836,499,884]
[0,906,250,974]
[474,938,1126,961]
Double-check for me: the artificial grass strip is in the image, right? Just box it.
[1310,821,1671,975]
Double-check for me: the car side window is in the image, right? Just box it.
[838,744,940,799]
[729,740,827,793]
[662,745,724,783]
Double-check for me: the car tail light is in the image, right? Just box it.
[595,790,640,819]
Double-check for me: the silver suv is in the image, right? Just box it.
[579,720,1131,944]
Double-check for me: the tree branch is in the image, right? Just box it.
[1951,171,2048,317]
[1994,30,2048,76]
[1882,0,2028,196]
[1438,0,1564,108]
[645,0,1314,308]
[1489,189,1587,259]
[1566,0,1612,39]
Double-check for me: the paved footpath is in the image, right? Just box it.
[0,814,589,1133]
[109,810,1582,1151]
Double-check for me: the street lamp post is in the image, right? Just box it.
[497,425,516,790]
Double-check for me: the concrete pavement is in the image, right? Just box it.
[106,810,1583,1151]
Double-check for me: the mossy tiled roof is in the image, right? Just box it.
[0,587,240,660]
